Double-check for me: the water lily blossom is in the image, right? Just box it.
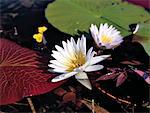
[48,35,110,90]
[90,23,123,49]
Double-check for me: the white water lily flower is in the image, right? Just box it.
[90,23,123,49]
[48,35,110,90]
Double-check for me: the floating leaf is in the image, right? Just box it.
[116,72,128,87]
[46,0,149,37]
[46,0,150,54]
[0,38,65,105]
[133,35,150,55]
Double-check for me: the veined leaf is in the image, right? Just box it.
[0,38,65,105]
[46,0,149,37]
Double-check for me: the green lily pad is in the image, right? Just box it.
[45,0,150,54]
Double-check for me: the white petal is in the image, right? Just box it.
[48,64,66,70]
[81,35,86,55]
[76,38,80,51]
[104,44,113,49]
[62,41,71,59]
[101,54,111,58]
[55,45,71,60]
[70,37,77,52]
[51,71,78,82]
[52,50,66,61]
[89,55,110,65]
[111,40,123,47]
[79,37,84,54]
[77,79,92,90]
[55,45,65,55]
[86,47,93,60]
[84,65,104,72]
[133,24,139,34]
[67,39,75,57]
[51,52,69,65]
[75,72,88,80]
[48,69,67,73]
[90,24,99,46]
[50,60,67,68]
[103,23,109,31]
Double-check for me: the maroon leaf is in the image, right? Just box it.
[0,38,65,105]
[96,72,119,81]
[54,88,67,96]
[134,70,144,77]
[134,70,150,84]
[131,60,143,65]
[120,60,142,65]
[63,92,76,104]
[116,73,128,87]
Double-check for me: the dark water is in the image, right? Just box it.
[0,0,71,50]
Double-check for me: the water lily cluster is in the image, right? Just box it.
[48,23,125,90]
[48,22,150,90]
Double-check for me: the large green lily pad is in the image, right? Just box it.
[45,0,150,54]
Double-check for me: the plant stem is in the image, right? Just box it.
[92,99,95,113]
[27,97,36,113]
[96,85,136,106]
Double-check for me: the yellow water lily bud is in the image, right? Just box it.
[38,26,47,33]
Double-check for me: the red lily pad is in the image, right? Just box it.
[125,0,150,9]
[0,38,65,105]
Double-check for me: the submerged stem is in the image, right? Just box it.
[27,97,36,113]
[92,99,95,113]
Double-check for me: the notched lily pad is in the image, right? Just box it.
[46,0,149,37]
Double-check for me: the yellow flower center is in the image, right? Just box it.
[101,35,112,44]
[66,51,86,72]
